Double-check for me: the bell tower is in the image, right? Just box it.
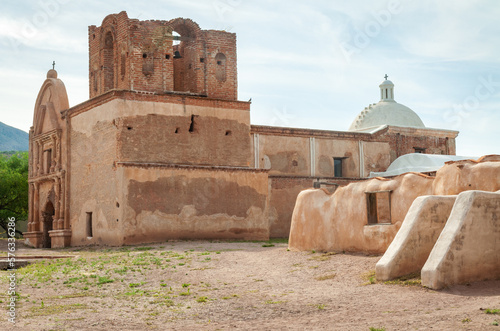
[88,11,238,100]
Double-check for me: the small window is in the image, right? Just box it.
[86,212,93,238]
[333,157,345,178]
[365,191,392,225]
[165,54,170,60]
[414,147,426,154]
[188,115,197,133]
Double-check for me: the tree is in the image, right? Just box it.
[0,152,28,236]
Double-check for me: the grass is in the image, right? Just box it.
[315,273,336,281]
[383,272,421,286]
[483,308,500,315]
[369,328,386,331]
[361,270,377,285]
[29,303,90,317]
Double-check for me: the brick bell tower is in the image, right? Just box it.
[88,11,238,100]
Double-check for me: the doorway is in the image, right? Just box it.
[42,201,54,248]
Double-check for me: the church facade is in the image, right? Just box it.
[25,12,458,248]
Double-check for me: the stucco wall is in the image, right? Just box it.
[118,164,269,244]
[288,173,434,254]
[288,157,500,254]
[80,97,251,167]
[421,190,500,289]
[257,134,310,176]
[69,106,122,246]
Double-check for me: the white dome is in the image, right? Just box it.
[349,78,425,131]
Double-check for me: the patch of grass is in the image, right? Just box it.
[29,303,89,317]
[317,304,326,310]
[361,270,377,285]
[197,296,208,303]
[462,317,472,323]
[369,328,386,331]
[134,247,154,251]
[97,276,114,285]
[129,282,145,288]
[483,308,500,315]
[315,273,336,281]
[383,272,421,286]
[261,244,275,247]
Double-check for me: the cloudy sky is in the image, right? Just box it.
[1,0,499,156]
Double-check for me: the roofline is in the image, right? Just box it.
[61,89,251,119]
[250,124,388,139]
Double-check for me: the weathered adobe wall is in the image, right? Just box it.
[288,157,500,254]
[421,190,500,289]
[432,156,500,195]
[376,195,457,281]
[69,95,251,167]
[69,105,123,246]
[385,127,457,163]
[361,141,392,177]
[118,164,269,244]
[288,173,434,254]
[268,177,363,238]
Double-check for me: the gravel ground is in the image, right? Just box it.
[1,239,499,330]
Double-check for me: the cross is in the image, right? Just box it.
[52,61,56,70]
[384,74,388,80]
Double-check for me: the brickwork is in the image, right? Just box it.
[89,12,237,100]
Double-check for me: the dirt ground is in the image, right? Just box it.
[0,238,499,331]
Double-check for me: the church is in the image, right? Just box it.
[24,12,458,248]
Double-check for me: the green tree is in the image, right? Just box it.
[0,152,28,236]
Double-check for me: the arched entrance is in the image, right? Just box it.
[42,201,55,248]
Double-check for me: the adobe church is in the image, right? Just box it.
[25,11,458,248]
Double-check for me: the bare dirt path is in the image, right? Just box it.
[1,239,499,330]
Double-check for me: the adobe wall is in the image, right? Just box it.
[386,127,457,162]
[433,156,500,195]
[268,176,362,238]
[288,157,500,254]
[288,173,434,254]
[68,91,252,167]
[68,103,123,246]
[117,163,269,244]
[421,190,500,289]
[250,126,392,178]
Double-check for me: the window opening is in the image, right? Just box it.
[86,212,93,238]
[365,191,392,225]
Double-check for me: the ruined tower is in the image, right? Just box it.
[88,11,237,100]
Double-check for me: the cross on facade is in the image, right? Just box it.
[52,61,56,70]
[384,74,388,80]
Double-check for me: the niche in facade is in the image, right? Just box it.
[215,53,227,82]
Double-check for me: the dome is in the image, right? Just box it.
[349,77,425,131]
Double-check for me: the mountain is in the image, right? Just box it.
[0,122,29,151]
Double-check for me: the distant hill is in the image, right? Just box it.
[0,122,29,151]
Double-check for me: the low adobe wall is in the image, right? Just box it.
[288,173,434,254]
[289,157,500,255]
[376,195,456,281]
[268,176,361,238]
[117,163,270,245]
[421,190,500,289]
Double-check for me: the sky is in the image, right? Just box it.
[0,0,499,156]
